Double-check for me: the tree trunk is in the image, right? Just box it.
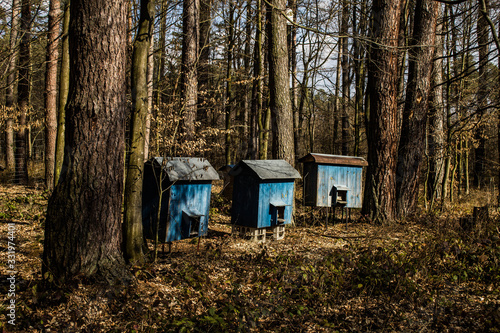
[55,0,70,186]
[181,0,199,140]
[5,0,21,174]
[198,0,212,126]
[268,0,294,165]
[43,0,129,284]
[15,0,31,185]
[427,6,445,209]
[396,0,439,218]
[474,0,489,188]
[44,0,61,190]
[225,1,235,165]
[124,0,155,265]
[362,0,402,223]
[341,0,350,156]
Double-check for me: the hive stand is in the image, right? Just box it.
[232,224,286,242]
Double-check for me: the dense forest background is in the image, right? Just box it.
[0,0,499,207]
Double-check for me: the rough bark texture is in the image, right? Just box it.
[15,0,31,185]
[474,0,489,188]
[55,0,70,186]
[124,0,155,265]
[44,0,61,190]
[396,0,439,217]
[181,0,199,140]
[5,0,21,173]
[362,0,402,223]
[427,8,445,207]
[43,0,129,284]
[268,0,294,165]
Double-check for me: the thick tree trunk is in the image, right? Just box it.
[124,0,155,265]
[268,0,294,165]
[362,0,402,223]
[55,0,70,186]
[15,0,31,185]
[396,0,439,218]
[44,0,61,190]
[181,0,199,140]
[5,0,21,173]
[43,0,129,284]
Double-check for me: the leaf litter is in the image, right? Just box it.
[0,184,499,332]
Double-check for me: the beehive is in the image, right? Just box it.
[142,157,219,242]
[299,153,368,208]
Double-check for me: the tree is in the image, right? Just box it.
[427,6,445,209]
[4,0,21,174]
[268,0,294,165]
[14,0,31,185]
[340,0,350,156]
[396,0,440,217]
[44,0,61,190]
[55,0,70,186]
[43,0,130,284]
[123,0,155,265]
[181,0,199,140]
[474,0,489,188]
[362,0,402,223]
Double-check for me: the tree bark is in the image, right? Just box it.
[426,5,445,208]
[268,0,294,165]
[181,0,199,140]
[362,0,402,223]
[396,0,439,218]
[43,0,130,284]
[5,0,21,173]
[124,0,155,265]
[55,0,70,186]
[15,0,31,185]
[44,0,61,190]
[474,0,489,188]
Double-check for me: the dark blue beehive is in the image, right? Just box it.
[142,157,219,243]
[229,160,301,229]
[299,153,368,208]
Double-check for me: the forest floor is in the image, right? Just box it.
[0,182,499,332]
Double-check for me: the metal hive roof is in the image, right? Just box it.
[229,159,301,180]
[298,153,368,167]
[151,157,220,182]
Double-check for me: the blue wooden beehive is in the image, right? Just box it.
[142,157,219,243]
[299,153,368,208]
[229,160,301,229]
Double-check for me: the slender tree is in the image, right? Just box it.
[340,0,350,156]
[43,0,130,284]
[15,0,31,185]
[55,0,70,186]
[124,0,155,265]
[362,0,402,223]
[5,0,21,174]
[44,0,61,190]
